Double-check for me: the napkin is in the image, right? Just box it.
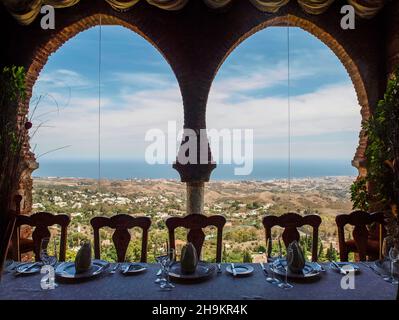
[75,241,92,274]
[180,243,198,274]
[286,240,306,274]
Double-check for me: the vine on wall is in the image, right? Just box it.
[351,67,399,247]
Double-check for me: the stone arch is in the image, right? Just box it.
[211,14,370,176]
[18,13,181,213]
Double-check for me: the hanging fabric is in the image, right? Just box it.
[2,0,387,25]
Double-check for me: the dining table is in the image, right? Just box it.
[0,262,397,300]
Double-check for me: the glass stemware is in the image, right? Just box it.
[160,249,175,290]
[155,255,167,284]
[384,246,399,285]
[276,236,293,290]
[40,237,58,267]
[40,237,58,288]
[265,238,278,284]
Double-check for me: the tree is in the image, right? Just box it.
[242,250,253,263]
[326,243,338,261]
[318,240,324,261]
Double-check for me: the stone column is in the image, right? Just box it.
[186,182,204,214]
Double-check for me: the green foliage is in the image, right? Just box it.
[242,250,253,263]
[0,66,26,216]
[0,66,26,105]
[350,177,369,211]
[351,67,399,211]
[325,243,338,261]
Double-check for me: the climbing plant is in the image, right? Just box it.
[351,67,399,247]
[0,65,26,211]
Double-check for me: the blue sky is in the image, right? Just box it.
[31,25,361,164]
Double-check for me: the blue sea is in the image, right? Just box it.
[33,159,357,180]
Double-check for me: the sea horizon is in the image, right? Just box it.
[33,159,358,181]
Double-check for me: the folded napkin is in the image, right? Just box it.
[75,241,92,274]
[180,243,198,274]
[286,240,306,274]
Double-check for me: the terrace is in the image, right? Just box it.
[0,0,398,301]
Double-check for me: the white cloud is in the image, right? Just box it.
[30,66,361,161]
[35,69,90,89]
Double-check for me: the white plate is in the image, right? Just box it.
[15,262,42,275]
[226,264,254,276]
[121,263,147,275]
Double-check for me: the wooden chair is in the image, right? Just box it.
[336,211,385,261]
[90,214,151,263]
[11,212,70,262]
[262,212,322,262]
[165,214,226,263]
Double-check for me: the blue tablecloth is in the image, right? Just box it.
[0,263,397,300]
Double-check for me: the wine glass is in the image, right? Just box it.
[155,255,167,284]
[265,238,278,284]
[40,237,58,288]
[160,249,175,290]
[384,246,399,284]
[40,237,58,267]
[276,236,293,290]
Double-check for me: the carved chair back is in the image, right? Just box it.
[165,214,226,263]
[13,212,70,261]
[335,211,385,261]
[262,212,322,262]
[90,214,151,262]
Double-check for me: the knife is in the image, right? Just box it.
[331,261,347,275]
[231,263,237,276]
[260,262,268,275]
[360,262,383,277]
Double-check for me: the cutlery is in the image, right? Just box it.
[260,263,278,284]
[313,262,325,272]
[122,263,132,274]
[110,263,120,274]
[360,262,384,277]
[217,263,222,274]
[231,263,237,276]
[93,264,108,275]
[331,261,347,275]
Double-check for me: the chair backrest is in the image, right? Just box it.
[1,195,22,273]
[14,212,70,261]
[335,211,385,261]
[262,212,322,262]
[165,214,226,263]
[90,214,151,262]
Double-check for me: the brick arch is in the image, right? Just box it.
[212,14,370,174]
[18,13,181,213]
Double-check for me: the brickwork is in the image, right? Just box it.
[0,0,394,212]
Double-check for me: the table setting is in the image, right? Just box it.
[0,239,398,300]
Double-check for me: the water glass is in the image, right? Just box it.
[384,246,399,285]
[40,237,58,267]
[160,249,175,290]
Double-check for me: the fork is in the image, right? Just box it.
[231,263,237,276]
[110,263,120,274]
[360,261,384,277]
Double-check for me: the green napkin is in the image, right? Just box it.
[75,241,92,274]
[180,243,198,274]
[286,240,306,274]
